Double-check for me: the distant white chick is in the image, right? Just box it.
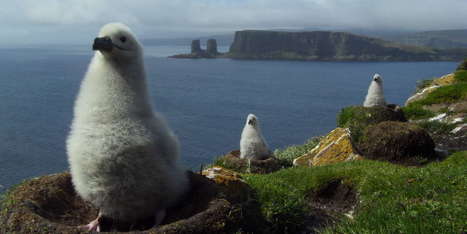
[240,114,271,160]
[363,73,386,107]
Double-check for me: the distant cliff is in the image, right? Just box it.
[384,29,467,49]
[228,30,467,61]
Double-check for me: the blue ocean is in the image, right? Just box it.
[0,44,457,193]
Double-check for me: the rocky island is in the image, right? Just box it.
[171,30,467,61]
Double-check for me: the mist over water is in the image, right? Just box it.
[0,45,457,193]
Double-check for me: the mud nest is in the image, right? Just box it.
[214,150,290,174]
[0,171,265,233]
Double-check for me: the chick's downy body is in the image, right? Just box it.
[240,114,271,160]
[67,23,187,230]
[363,73,386,107]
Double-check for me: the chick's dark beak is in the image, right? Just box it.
[93,36,113,52]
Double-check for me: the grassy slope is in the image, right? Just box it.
[403,69,467,120]
[244,151,467,233]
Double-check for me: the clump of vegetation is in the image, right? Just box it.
[244,151,467,233]
[273,137,321,164]
[402,103,436,120]
[416,79,434,91]
[454,70,467,83]
[358,121,436,165]
[337,106,406,142]
[456,58,467,71]
[416,120,457,135]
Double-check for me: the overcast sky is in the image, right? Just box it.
[1,0,467,46]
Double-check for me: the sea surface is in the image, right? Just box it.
[0,44,457,193]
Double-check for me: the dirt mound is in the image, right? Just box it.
[358,121,436,165]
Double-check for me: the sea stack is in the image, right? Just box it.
[206,39,218,55]
[191,39,203,54]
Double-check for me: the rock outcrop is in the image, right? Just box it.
[293,128,363,167]
[228,30,467,61]
[0,171,265,233]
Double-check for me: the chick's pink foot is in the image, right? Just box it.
[80,214,101,232]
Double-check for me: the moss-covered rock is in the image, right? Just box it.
[0,171,265,233]
[293,128,363,167]
[213,150,289,174]
[337,105,406,142]
[358,121,436,165]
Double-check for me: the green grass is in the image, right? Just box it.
[456,59,467,71]
[274,137,321,164]
[404,64,467,121]
[243,151,467,233]
[409,83,467,107]
[337,106,406,143]
[416,120,457,135]
[402,103,436,120]
[337,107,358,128]
[416,79,434,91]
[454,70,467,83]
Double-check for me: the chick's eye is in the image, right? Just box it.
[120,36,127,43]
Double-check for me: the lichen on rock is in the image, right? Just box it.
[293,128,363,167]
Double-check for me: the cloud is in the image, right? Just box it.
[1,0,467,45]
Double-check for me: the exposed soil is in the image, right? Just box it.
[302,179,358,233]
